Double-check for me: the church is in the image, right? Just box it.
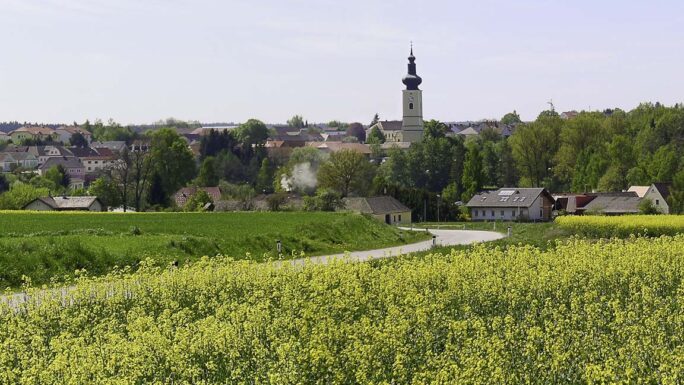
[370,46,425,144]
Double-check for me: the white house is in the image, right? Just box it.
[643,183,672,214]
[466,188,555,222]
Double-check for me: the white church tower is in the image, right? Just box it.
[401,44,424,142]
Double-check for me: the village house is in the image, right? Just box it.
[466,188,555,222]
[23,196,104,211]
[0,152,39,171]
[343,196,412,225]
[29,145,72,165]
[38,156,84,180]
[69,147,119,176]
[91,141,127,153]
[9,126,58,143]
[54,126,92,144]
[0,131,9,142]
[642,182,672,214]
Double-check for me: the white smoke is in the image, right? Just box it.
[281,162,318,193]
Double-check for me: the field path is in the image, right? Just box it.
[2,228,503,309]
[293,228,505,265]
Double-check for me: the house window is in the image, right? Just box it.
[491,210,494,216]
[474,210,478,217]
[512,210,515,216]
[409,102,414,110]
[501,210,504,217]
[540,209,543,217]
[398,214,402,221]
[656,199,660,205]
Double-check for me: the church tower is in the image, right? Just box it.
[401,45,424,142]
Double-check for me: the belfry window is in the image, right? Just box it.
[409,102,414,110]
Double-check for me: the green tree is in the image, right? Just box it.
[184,190,213,212]
[0,183,49,209]
[149,128,196,197]
[318,149,374,197]
[197,156,219,187]
[88,177,121,209]
[147,172,168,207]
[366,126,386,144]
[369,113,379,128]
[638,198,661,214]
[0,174,8,193]
[501,110,522,125]
[668,169,684,214]
[498,139,517,187]
[45,165,70,189]
[346,123,366,143]
[461,142,483,202]
[423,120,449,139]
[287,115,305,129]
[481,141,499,187]
[69,132,88,148]
[256,158,273,193]
[509,119,558,187]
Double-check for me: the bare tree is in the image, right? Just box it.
[110,148,131,212]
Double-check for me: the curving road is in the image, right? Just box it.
[2,229,504,309]
[293,228,505,265]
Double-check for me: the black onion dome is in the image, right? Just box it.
[402,46,422,90]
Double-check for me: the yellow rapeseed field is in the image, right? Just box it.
[556,214,684,237]
[2,236,684,383]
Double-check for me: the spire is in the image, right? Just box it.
[402,43,422,90]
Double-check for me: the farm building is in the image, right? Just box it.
[582,195,641,215]
[466,188,555,222]
[173,187,222,207]
[23,196,104,212]
[343,196,412,225]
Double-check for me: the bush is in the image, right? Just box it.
[266,192,287,211]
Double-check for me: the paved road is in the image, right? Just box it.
[2,229,504,309]
[293,228,505,265]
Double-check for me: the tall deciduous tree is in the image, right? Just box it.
[318,149,374,197]
[509,115,558,187]
[149,128,196,198]
[346,123,366,143]
[461,142,483,203]
[287,115,305,128]
[197,156,219,187]
[88,176,121,209]
[501,110,522,125]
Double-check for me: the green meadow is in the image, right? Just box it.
[0,211,426,288]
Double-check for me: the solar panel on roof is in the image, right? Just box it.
[498,190,516,196]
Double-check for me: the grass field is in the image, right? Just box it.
[0,211,427,288]
[4,235,684,383]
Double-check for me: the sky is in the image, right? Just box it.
[0,0,683,125]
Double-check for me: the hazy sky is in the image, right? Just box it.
[1,0,683,125]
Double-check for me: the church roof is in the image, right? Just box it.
[375,120,403,131]
[402,45,422,90]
